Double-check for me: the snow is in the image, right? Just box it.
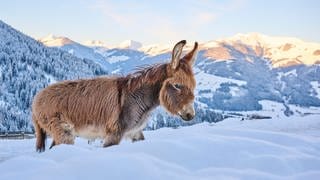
[139,44,171,55]
[1,110,320,179]
[245,100,320,119]
[223,100,320,137]
[217,32,320,67]
[111,68,122,74]
[0,100,5,107]
[139,42,198,56]
[200,40,220,49]
[116,40,142,50]
[103,50,117,57]
[68,49,74,54]
[44,74,56,84]
[229,86,244,97]
[276,72,287,91]
[195,69,247,94]
[311,81,320,99]
[39,34,75,47]
[107,55,130,64]
[283,69,298,76]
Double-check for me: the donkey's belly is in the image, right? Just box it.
[75,125,105,140]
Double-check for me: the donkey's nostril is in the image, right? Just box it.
[186,113,192,120]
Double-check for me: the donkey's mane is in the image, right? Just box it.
[118,63,169,91]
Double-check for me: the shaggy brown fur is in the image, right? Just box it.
[32,40,198,152]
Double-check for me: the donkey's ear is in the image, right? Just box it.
[183,42,198,65]
[171,40,186,70]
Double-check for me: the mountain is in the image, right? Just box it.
[83,40,108,48]
[210,33,320,67]
[139,44,171,55]
[193,35,320,113]
[82,40,109,55]
[39,35,111,70]
[38,34,75,47]
[117,40,142,50]
[0,20,107,132]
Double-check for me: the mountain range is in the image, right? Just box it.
[0,19,319,132]
[39,32,320,67]
[38,31,320,128]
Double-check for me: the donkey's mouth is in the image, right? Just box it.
[178,113,194,121]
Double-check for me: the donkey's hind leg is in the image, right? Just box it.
[47,115,75,149]
[131,131,145,142]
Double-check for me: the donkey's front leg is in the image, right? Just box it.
[103,134,122,148]
[131,131,145,142]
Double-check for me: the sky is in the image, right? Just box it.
[0,0,319,46]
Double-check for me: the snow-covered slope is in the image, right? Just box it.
[0,20,107,132]
[39,35,111,70]
[1,114,320,180]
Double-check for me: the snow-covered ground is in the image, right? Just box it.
[107,55,129,64]
[194,68,247,96]
[1,111,320,180]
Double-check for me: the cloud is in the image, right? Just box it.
[90,0,137,26]
[90,0,187,42]
[88,0,246,43]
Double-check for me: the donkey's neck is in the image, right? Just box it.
[125,63,170,107]
[118,64,170,129]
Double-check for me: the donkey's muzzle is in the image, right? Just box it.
[179,113,195,121]
[179,103,195,121]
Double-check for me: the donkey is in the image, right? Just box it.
[32,40,198,152]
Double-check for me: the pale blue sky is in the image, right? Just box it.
[0,0,319,45]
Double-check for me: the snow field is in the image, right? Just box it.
[1,115,320,180]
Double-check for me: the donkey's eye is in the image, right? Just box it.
[173,83,183,90]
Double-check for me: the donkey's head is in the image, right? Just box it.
[160,40,198,121]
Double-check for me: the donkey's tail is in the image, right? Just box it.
[33,118,46,153]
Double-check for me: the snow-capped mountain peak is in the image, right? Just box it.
[204,33,320,67]
[221,32,304,47]
[139,43,171,55]
[83,40,107,47]
[39,34,75,47]
[117,40,142,50]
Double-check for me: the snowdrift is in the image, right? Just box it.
[1,115,320,180]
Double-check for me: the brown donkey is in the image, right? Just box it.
[32,40,198,152]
